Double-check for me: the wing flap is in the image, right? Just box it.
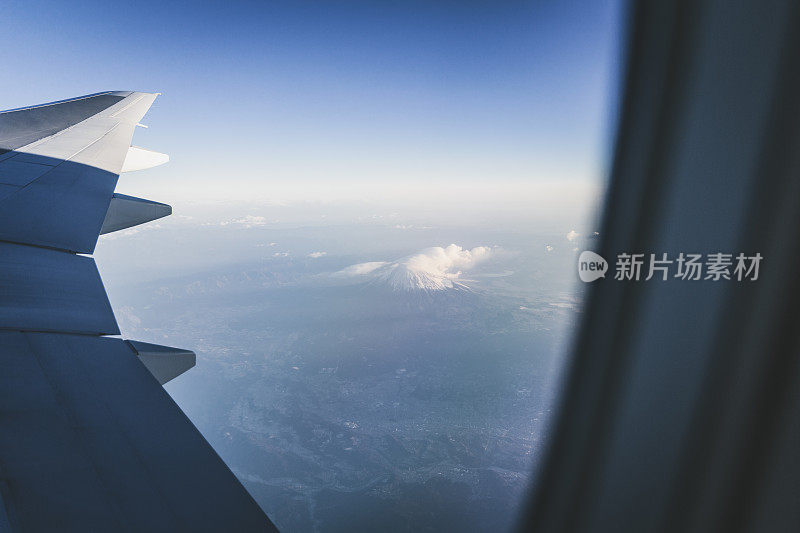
[121,146,170,172]
[127,340,196,385]
[100,193,172,235]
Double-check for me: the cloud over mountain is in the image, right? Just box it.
[336,244,493,291]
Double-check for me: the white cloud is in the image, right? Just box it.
[566,230,579,241]
[100,223,162,241]
[273,252,289,257]
[545,245,554,252]
[220,215,268,228]
[308,251,327,258]
[335,244,493,291]
[394,224,431,230]
[335,261,388,277]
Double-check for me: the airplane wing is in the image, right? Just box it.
[0,92,276,531]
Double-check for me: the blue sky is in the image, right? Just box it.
[1,0,621,205]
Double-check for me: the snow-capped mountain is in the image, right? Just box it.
[336,244,492,292]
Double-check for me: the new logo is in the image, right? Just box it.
[578,251,607,282]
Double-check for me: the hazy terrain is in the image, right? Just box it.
[95,200,592,531]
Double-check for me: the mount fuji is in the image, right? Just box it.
[336,244,492,292]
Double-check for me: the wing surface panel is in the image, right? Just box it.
[0,242,118,335]
[0,92,128,155]
[0,331,274,531]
